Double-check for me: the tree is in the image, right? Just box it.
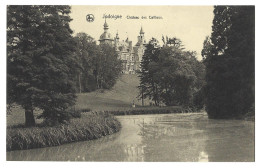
[7,5,77,126]
[158,44,205,107]
[201,36,213,60]
[139,37,205,108]
[73,33,122,92]
[74,33,97,92]
[95,44,122,89]
[138,38,161,106]
[203,6,255,119]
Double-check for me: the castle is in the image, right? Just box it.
[99,20,147,74]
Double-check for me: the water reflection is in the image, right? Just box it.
[7,113,254,162]
[7,132,128,161]
[204,119,255,162]
[136,114,209,161]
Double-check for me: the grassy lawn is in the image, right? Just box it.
[74,74,182,115]
[75,74,150,111]
[7,74,181,126]
[7,106,43,127]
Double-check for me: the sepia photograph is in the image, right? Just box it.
[3,2,255,164]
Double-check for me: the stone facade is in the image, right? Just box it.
[99,20,146,74]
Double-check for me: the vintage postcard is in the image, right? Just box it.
[5,5,255,163]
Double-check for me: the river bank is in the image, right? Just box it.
[6,104,198,152]
[7,113,254,161]
[7,112,121,151]
[105,106,185,115]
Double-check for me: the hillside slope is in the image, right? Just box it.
[76,74,149,111]
[7,75,147,125]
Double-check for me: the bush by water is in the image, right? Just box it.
[7,112,121,151]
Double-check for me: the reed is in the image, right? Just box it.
[7,112,121,151]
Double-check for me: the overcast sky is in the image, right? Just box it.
[70,6,214,60]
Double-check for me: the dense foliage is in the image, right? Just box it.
[73,33,122,92]
[73,33,97,92]
[7,6,122,126]
[203,6,255,119]
[139,37,205,110]
[7,6,77,126]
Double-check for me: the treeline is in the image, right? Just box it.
[73,33,122,93]
[138,37,205,111]
[7,5,122,126]
[202,6,255,119]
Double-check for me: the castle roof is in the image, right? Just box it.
[99,20,113,41]
[115,30,119,39]
[99,32,113,41]
[104,19,109,29]
[140,26,144,34]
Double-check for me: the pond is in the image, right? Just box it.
[7,113,254,162]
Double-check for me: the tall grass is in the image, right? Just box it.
[7,112,121,151]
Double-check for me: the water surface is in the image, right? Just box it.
[7,113,254,162]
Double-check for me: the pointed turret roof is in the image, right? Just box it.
[104,19,109,29]
[140,26,144,34]
[116,30,119,39]
[99,20,113,41]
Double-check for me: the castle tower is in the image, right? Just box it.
[140,26,144,40]
[114,31,120,52]
[133,27,147,72]
[115,31,120,41]
[99,20,114,45]
[114,31,120,45]
[136,27,146,46]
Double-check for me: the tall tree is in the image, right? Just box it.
[74,33,97,92]
[139,37,205,108]
[201,36,213,60]
[94,44,122,90]
[158,40,204,107]
[203,6,255,119]
[73,33,122,92]
[138,38,161,106]
[7,5,77,126]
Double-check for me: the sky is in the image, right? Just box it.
[69,6,214,60]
